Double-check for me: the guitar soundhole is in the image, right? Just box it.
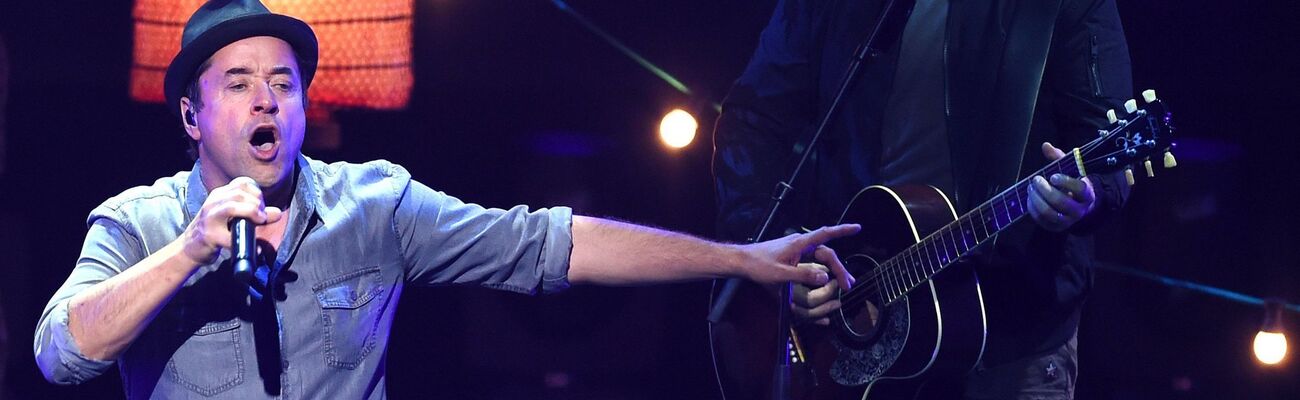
[836,255,890,346]
[843,298,881,338]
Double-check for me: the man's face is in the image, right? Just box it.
[186,36,305,192]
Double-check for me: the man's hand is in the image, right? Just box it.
[792,262,854,325]
[1028,142,1097,232]
[180,176,283,265]
[736,224,859,287]
[62,177,284,362]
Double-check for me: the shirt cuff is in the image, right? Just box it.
[37,300,115,384]
[538,206,574,294]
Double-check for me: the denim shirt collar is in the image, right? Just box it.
[183,154,321,225]
[182,155,324,272]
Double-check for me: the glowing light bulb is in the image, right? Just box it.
[1254,300,1288,365]
[659,109,697,149]
[1254,331,1288,365]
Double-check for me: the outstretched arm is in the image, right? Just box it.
[567,216,857,288]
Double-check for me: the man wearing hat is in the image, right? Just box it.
[33,0,859,397]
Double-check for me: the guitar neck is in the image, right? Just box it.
[869,153,1084,305]
[850,92,1174,307]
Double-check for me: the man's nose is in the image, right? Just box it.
[251,84,279,115]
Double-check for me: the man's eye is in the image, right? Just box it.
[229,83,247,91]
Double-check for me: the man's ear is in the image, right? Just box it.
[179,97,200,141]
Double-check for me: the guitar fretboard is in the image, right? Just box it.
[864,154,1083,306]
[843,97,1170,309]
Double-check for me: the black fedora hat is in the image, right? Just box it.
[163,0,318,117]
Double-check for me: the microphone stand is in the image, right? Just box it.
[707,1,916,398]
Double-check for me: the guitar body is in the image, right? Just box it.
[811,185,987,399]
[714,185,987,400]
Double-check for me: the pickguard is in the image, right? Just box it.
[829,297,910,386]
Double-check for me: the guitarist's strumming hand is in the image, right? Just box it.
[792,262,855,326]
[1028,142,1098,232]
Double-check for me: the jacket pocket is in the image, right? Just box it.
[165,318,245,396]
[313,266,387,369]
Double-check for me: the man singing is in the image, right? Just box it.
[34,1,858,398]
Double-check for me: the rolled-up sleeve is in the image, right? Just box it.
[394,174,573,295]
[35,216,143,384]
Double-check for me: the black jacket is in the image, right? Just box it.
[713,0,1133,364]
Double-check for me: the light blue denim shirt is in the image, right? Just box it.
[34,155,573,399]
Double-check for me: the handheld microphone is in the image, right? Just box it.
[230,218,257,285]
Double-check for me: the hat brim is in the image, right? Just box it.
[163,13,318,117]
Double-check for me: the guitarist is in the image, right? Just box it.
[713,0,1133,398]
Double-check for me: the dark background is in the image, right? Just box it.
[0,0,1297,398]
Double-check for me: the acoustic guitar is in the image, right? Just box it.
[714,90,1175,399]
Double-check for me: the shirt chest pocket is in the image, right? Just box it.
[313,266,389,370]
[165,318,245,396]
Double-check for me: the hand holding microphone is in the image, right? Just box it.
[179,177,284,274]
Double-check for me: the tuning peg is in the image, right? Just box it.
[1124,99,1138,114]
[1142,89,1158,103]
[1144,159,1155,177]
[1125,167,1135,186]
[1107,109,1118,124]
[1163,151,1178,168]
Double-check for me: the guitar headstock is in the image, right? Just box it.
[1077,89,1177,183]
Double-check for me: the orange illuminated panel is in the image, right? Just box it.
[130,0,412,109]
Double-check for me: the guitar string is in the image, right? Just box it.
[836,130,1124,303]
[835,152,1091,314]
[837,141,1137,313]
[843,161,1059,292]
[840,156,1082,310]
[829,107,1158,317]
[839,181,1046,312]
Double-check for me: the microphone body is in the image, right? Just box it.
[230,218,257,285]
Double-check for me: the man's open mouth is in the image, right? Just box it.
[249,125,280,160]
[251,126,277,151]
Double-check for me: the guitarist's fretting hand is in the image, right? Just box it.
[1028,142,1099,232]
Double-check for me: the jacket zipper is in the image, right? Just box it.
[1089,34,1103,97]
[943,0,957,208]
